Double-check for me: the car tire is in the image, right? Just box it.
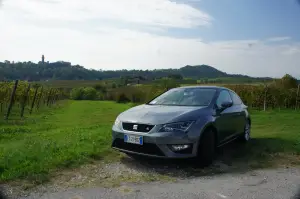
[196,129,216,167]
[239,119,251,143]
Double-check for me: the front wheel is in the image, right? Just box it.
[196,129,216,167]
[239,120,251,143]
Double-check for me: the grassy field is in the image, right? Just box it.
[0,101,300,184]
[0,101,131,183]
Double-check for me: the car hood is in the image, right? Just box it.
[118,104,207,125]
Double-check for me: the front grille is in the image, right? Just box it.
[122,122,154,132]
[112,138,165,156]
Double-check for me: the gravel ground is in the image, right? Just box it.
[2,142,300,199]
[2,153,300,199]
[16,167,300,199]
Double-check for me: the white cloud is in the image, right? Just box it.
[0,0,299,78]
[2,0,212,28]
[267,37,291,42]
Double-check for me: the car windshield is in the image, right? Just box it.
[148,88,216,106]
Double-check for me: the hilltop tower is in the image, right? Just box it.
[42,55,45,64]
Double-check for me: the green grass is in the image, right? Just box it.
[1,101,300,184]
[213,109,300,170]
[0,101,131,183]
[241,109,300,166]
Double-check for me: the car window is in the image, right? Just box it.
[216,90,233,107]
[148,88,216,106]
[230,91,243,105]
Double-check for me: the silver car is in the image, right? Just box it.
[112,86,251,165]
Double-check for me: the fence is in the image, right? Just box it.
[0,80,66,120]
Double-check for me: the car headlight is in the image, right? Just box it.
[159,121,194,133]
[114,118,122,128]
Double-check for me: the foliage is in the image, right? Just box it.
[225,83,300,109]
[93,83,107,93]
[168,74,183,80]
[0,61,275,83]
[70,87,98,100]
[116,93,131,103]
[0,81,66,120]
[83,87,98,100]
[154,78,180,90]
[273,74,298,89]
[103,75,300,109]
[70,87,85,100]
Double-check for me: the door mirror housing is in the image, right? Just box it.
[221,101,233,109]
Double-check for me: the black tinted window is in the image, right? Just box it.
[216,90,232,107]
[230,91,243,105]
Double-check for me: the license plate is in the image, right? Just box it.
[124,134,143,145]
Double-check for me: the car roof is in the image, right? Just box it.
[177,85,230,91]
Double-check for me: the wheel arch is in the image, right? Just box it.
[199,123,219,146]
[247,116,251,126]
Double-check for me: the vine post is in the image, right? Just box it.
[30,86,39,114]
[296,84,300,110]
[5,80,19,120]
[20,84,31,118]
[263,84,268,111]
[36,86,43,109]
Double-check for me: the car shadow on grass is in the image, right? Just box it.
[119,138,300,179]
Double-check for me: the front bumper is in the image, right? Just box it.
[111,126,198,158]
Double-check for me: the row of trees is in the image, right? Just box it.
[1,61,274,83]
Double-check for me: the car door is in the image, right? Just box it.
[229,91,247,135]
[214,90,236,143]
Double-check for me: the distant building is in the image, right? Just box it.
[42,55,45,64]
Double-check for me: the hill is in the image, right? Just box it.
[0,60,272,82]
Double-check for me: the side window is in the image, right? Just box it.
[230,91,243,105]
[216,90,232,107]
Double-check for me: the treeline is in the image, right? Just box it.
[0,60,273,83]
[69,74,300,110]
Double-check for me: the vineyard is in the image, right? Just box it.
[225,84,300,110]
[98,81,300,110]
[0,80,67,121]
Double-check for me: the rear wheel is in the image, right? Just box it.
[196,129,216,167]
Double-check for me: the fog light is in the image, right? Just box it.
[171,144,190,151]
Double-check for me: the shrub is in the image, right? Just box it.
[70,87,85,100]
[93,84,107,93]
[116,93,131,103]
[70,87,98,100]
[83,87,97,100]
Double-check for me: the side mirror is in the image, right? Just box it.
[220,101,233,109]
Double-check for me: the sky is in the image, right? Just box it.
[0,0,300,78]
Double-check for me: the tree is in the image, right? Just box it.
[275,74,298,89]
[168,74,183,80]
